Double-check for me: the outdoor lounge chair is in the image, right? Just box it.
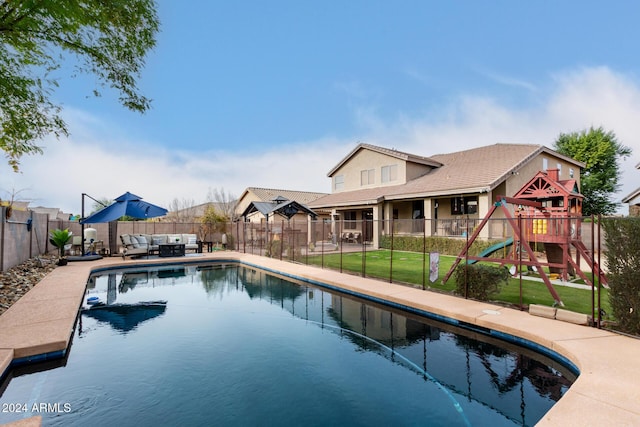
[120,234,149,259]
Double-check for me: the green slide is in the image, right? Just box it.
[467,237,514,264]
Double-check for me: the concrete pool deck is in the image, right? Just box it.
[1,252,639,426]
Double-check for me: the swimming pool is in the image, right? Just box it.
[0,262,575,426]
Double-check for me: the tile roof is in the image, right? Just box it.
[327,143,442,176]
[310,143,580,208]
[622,187,640,204]
[245,187,328,204]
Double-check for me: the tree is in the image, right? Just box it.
[553,127,632,215]
[200,204,228,242]
[0,1,159,171]
[167,198,197,223]
[602,217,640,334]
[207,187,238,221]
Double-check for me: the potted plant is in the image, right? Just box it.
[49,228,73,266]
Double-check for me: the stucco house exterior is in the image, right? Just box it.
[308,143,584,248]
[236,187,328,224]
[622,162,640,217]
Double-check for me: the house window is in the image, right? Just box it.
[451,196,478,215]
[334,175,344,191]
[381,164,398,183]
[557,163,562,176]
[542,158,548,171]
[569,168,574,178]
[344,211,357,229]
[360,169,374,186]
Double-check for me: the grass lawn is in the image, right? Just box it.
[304,249,610,317]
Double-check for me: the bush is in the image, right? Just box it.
[379,235,497,256]
[602,217,640,334]
[453,263,510,301]
[266,239,283,258]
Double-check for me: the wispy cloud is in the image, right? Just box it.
[474,66,538,92]
[2,66,640,214]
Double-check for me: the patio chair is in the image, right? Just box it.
[120,234,149,259]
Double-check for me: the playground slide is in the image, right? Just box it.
[467,237,514,264]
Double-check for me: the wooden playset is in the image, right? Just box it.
[443,169,607,306]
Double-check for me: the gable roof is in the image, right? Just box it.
[513,170,583,201]
[240,187,328,205]
[310,143,583,208]
[327,143,442,177]
[622,187,640,205]
[240,199,318,219]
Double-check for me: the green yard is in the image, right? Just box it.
[305,249,610,317]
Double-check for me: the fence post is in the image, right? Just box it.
[361,218,366,278]
[591,214,595,325]
[597,214,602,328]
[280,219,284,261]
[518,214,523,309]
[422,217,426,290]
[291,219,295,263]
[338,219,343,273]
[389,217,394,283]
[0,206,5,271]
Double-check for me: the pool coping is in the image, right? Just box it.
[1,252,640,426]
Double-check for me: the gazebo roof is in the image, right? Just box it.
[240,198,317,220]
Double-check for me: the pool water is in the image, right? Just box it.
[0,263,575,426]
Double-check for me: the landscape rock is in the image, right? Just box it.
[0,254,58,315]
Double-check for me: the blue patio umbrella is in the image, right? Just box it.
[79,192,168,256]
[80,192,168,224]
[81,302,167,333]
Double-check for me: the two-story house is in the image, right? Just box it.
[309,143,584,248]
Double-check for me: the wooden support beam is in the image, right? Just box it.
[497,196,543,209]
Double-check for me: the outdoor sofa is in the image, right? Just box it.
[120,233,199,258]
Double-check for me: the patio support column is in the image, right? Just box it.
[478,193,490,239]
[372,203,383,249]
[383,203,393,237]
[307,216,314,246]
[424,198,434,237]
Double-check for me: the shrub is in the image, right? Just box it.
[379,235,497,256]
[453,263,510,301]
[602,217,640,334]
[266,239,283,258]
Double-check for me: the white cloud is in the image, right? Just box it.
[2,66,640,215]
[356,66,640,211]
[0,117,347,214]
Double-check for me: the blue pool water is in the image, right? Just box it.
[0,262,575,426]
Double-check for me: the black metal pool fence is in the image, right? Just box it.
[231,216,610,329]
[2,210,630,334]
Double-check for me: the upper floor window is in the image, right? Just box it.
[334,175,344,191]
[361,169,374,186]
[569,168,574,178]
[557,163,562,175]
[542,158,548,171]
[381,164,398,183]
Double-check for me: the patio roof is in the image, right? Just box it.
[240,199,318,219]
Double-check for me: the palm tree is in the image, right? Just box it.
[49,228,72,265]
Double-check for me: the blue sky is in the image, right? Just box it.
[2,1,640,214]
